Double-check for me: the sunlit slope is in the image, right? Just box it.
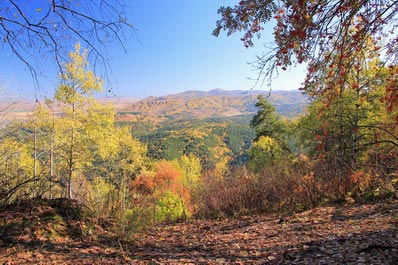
[118,89,307,122]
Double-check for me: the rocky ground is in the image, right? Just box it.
[1,199,398,264]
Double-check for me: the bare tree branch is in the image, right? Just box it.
[0,0,135,94]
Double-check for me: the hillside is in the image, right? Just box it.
[0,100,36,121]
[118,89,307,123]
[116,90,306,170]
[0,90,306,123]
[1,199,398,264]
[130,117,255,168]
[0,97,140,123]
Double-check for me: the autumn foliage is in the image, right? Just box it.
[214,0,398,114]
[2,19,398,243]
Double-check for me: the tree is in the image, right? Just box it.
[53,43,103,199]
[172,155,201,190]
[0,130,34,205]
[297,33,398,166]
[0,0,132,83]
[295,49,398,197]
[214,1,398,112]
[88,126,147,215]
[29,102,55,198]
[299,69,397,164]
[251,95,288,148]
[248,136,284,172]
[249,96,291,172]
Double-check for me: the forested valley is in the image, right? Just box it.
[1,41,398,263]
[1,0,398,264]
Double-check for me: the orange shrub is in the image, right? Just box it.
[154,161,182,193]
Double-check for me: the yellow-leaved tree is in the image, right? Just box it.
[54,43,104,199]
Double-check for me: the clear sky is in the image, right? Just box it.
[0,0,307,99]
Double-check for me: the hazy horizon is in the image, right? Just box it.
[3,87,304,102]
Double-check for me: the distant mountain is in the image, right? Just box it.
[119,89,307,122]
[170,88,280,98]
[0,90,308,123]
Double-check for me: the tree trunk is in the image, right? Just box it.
[33,127,37,198]
[68,101,76,200]
[50,113,54,199]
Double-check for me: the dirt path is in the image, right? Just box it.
[1,200,398,264]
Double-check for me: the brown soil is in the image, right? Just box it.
[1,199,398,264]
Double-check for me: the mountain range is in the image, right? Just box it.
[0,89,308,123]
[118,89,308,123]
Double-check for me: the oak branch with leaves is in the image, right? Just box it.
[214,0,398,111]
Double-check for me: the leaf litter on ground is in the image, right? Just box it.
[1,199,398,264]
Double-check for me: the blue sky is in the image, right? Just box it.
[0,1,307,99]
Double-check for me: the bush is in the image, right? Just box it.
[194,162,318,218]
[155,191,189,222]
[121,205,156,236]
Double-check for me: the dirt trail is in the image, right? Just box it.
[1,200,398,264]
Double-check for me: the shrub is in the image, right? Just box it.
[121,205,156,236]
[155,191,189,222]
